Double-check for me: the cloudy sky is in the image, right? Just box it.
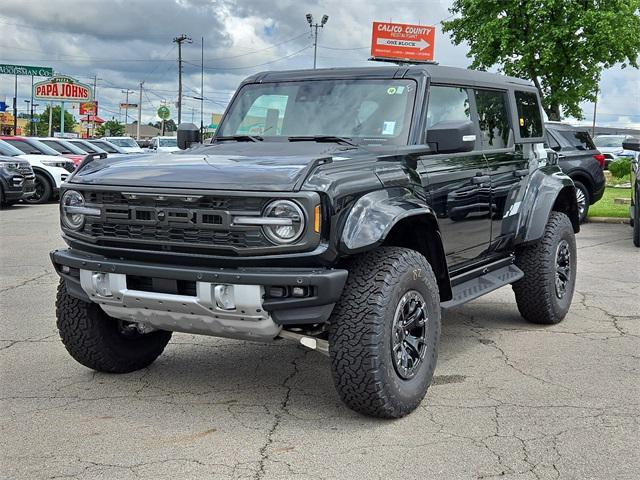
[1,0,638,128]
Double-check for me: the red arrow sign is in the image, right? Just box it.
[371,22,435,62]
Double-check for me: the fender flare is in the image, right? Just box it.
[340,187,436,253]
[516,166,579,244]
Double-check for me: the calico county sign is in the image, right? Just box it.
[34,75,93,102]
[371,22,435,62]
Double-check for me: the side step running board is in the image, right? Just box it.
[441,264,524,310]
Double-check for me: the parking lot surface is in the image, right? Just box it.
[1,203,638,480]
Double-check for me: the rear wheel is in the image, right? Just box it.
[513,212,577,324]
[23,173,52,204]
[573,180,590,223]
[329,247,441,418]
[56,280,172,373]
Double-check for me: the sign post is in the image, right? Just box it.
[370,22,436,63]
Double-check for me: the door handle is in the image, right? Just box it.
[514,169,529,177]
[472,175,490,184]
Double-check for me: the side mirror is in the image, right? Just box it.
[177,123,200,150]
[622,137,640,152]
[426,120,476,153]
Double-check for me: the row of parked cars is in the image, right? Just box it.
[0,135,179,207]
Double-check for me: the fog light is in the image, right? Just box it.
[269,286,287,298]
[92,273,112,297]
[214,284,235,310]
[291,286,307,297]
[61,265,70,274]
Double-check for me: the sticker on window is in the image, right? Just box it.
[395,86,405,95]
[382,121,396,135]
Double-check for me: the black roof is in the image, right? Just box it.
[247,64,535,91]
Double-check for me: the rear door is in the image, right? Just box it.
[476,88,530,249]
[418,85,492,268]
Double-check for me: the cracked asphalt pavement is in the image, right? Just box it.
[1,203,639,480]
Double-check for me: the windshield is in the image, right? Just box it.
[218,79,417,145]
[108,137,138,148]
[0,140,23,156]
[90,141,118,153]
[158,138,177,147]
[594,136,625,148]
[3,139,44,155]
[70,140,104,154]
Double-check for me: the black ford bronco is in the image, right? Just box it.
[51,65,579,418]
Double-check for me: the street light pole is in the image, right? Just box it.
[306,13,329,69]
[137,81,144,141]
[173,34,192,125]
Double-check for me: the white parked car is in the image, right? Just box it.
[593,134,637,168]
[102,136,145,154]
[150,136,180,153]
[0,139,74,204]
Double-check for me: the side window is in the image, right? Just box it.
[235,94,288,135]
[475,89,511,149]
[515,91,543,138]
[426,86,471,128]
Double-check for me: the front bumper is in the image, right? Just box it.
[51,248,348,331]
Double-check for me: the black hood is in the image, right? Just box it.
[69,142,359,191]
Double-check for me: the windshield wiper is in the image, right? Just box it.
[215,135,263,142]
[287,135,358,147]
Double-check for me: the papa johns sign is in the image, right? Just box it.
[34,76,93,102]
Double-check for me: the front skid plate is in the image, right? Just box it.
[80,270,281,342]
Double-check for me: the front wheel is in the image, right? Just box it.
[513,212,577,324]
[329,247,441,418]
[56,280,172,373]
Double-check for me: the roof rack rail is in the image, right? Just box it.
[368,57,439,66]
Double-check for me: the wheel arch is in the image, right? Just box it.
[339,188,452,301]
[31,166,56,190]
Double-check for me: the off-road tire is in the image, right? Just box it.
[56,280,172,373]
[573,180,590,224]
[23,173,52,204]
[328,247,441,419]
[513,212,577,324]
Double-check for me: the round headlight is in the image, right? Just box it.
[262,200,305,244]
[61,190,85,230]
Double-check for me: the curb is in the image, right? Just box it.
[587,217,630,225]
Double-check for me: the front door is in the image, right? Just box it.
[418,85,492,268]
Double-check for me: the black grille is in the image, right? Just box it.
[79,190,272,253]
[62,162,76,173]
[18,164,34,178]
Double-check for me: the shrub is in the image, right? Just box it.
[609,157,631,178]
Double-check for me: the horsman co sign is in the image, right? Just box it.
[34,75,93,102]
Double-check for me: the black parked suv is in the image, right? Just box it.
[0,155,35,208]
[51,65,580,418]
[621,137,640,247]
[544,123,605,223]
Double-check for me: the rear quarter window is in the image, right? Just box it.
[556,130,596,151]
[515,91,543,138]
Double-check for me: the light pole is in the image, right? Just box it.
[24,100,31,135]
[306,13,329,69]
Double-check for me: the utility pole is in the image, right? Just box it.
[306,13,329,69]
[137,81,144,140]
[200,36,204,141]
[91,75,100,138]
[121,89,135,133]
[592,84,598,138]
[48,101,53,137]
[173,34,192,125]
[29,75,34,136]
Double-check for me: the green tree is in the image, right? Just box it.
[442,1,640,120]
[96,120,125,137]
[35,105,77,136]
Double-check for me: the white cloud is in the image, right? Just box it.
[0,0,637,128]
